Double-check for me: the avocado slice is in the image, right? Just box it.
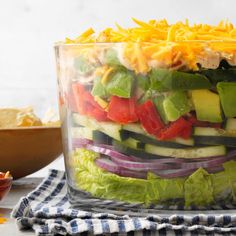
[150,68,212,92]
[217,82,236,118]
[162,91,191,122]
[191,89,223,123]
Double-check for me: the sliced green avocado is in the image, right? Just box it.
[191,89,223,123]
[162,91,191,122]
[106,70,134,98]
[150,68,212,92]
[217,82,236,118]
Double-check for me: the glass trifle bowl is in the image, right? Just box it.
[55,21,236,213]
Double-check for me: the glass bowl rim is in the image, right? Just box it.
[54,39,236,47]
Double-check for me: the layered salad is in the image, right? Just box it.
[56,19,236,209]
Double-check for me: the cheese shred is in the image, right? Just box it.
[101,67,115,84]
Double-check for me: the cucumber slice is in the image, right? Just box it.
[73,114,122,141]
[174,137,194,146]
[123,123,146,134]
[226,118,236,132]
[92,130,144,150]
[73,114,88,126]
[122,137,144,150]
[194,127,236,137]
[98,122,122,141]
[145,144,226,159]
[92,130,143,149]
[92,130,112,145]
[112,140,164,159]
[194,127,226,136]
[194,127,236,147]
[120,130,194,148]
[113,140,225,159]
[71,127,93,140]
[122,123,194,146]
[194,136,236,147]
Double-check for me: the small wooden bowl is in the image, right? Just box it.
[0,172,13,200]
[0,126,63,179]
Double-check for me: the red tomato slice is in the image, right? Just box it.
[157,117,192,140]
[107,96,138,124]
[72,83,86,114]
[72,83,109,121]
[178,124,192,139]
[137,100,164,135]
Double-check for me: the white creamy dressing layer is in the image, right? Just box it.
[114,44,236,71]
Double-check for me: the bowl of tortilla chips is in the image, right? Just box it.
[0,108,63,179]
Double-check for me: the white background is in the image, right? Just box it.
[1,0,235,175]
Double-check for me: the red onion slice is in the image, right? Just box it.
[151,165,224,179]
[72,138,92,147]
[85,144,181,170]
[95,158,147,179]
[95,158,120,173]
[181,156,226,169]
[110,155,180,170]
[117,169,147,179]
[96,157,226,179]
[72,138,236,177]
[152,168,196,178]
[73,139,185,164]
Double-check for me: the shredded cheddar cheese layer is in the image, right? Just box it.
[63,19,236,72]
[66,19,236,43]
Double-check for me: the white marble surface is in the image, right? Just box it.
[1,0,236,174]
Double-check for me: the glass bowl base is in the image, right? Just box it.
[67,184,236,216]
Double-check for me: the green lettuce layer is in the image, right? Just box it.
[71,148,236,207]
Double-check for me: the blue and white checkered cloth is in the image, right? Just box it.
[11,169,236,235]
